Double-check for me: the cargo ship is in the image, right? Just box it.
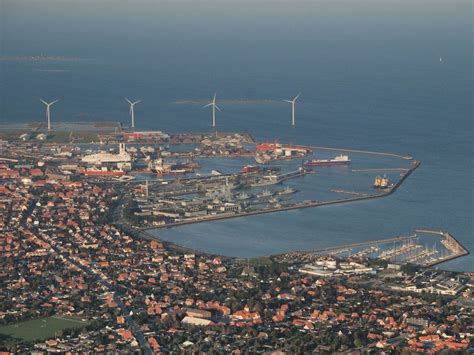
[373,175,390,188]
[81,168,125,177]
[240,165,259,174]
[303,154,350,167]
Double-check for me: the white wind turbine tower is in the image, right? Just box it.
[40,99,59,131]
[125,98,141,129]
[283,93,301,126]
[203,93,221,128]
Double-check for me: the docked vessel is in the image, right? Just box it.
[250,174,279,187]
[240,165,259,174]
[304,154,350,166]
[149,158,197,175]
[373,175,390,188]
[235,192,252,200]
[113,175,135,182]
[256,189,273,198]
[277,186,297,195]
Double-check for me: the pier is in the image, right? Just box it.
[351,168,409,173]
[309,145,413,160]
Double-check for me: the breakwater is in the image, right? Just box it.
[415,230,470,266]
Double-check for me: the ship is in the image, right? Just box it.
[250,174,279,187]
[80,167,125,177]
[240,165,259,174]
[303,154,350,166]
[373,175,390,188]
[149,158,196,175]
[256,189,273,198]
[113,175,135,182]
[277,186,297,195]
[235,192,252,200]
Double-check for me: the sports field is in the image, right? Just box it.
[0,315,91,341]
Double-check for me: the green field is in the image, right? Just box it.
[0,315,91,342]
[248,256,274,266]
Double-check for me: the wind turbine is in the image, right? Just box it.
[40,99,59,131]
[125,98,141,129]
[283,93,301,126]
[203,93,221,128]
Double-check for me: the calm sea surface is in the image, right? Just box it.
[0,1,472,271]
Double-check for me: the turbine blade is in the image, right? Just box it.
[213,92,217,102]
[133,100,142,105]
[203,103,213,108]
[40,99,48,105]
[283,100,292,103]
[215,105,222,111]
[294,93,301,101]
[125,98,132,104]
[50,100,59,105]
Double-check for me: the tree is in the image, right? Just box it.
[354,338,363,348]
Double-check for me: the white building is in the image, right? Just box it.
[82,143,131,165]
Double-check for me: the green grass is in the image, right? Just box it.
[248,256,273,266]
[0,315,91,342]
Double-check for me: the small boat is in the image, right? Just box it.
[236,192,251,200]
[277,186,297,195]
[256,189,273,198]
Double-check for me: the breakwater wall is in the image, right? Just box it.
[415,230,470,266]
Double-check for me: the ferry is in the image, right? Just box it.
[303,154,350,167]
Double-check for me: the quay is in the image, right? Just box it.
[140,160,420,230]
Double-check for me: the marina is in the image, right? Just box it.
[274,230,469,268]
